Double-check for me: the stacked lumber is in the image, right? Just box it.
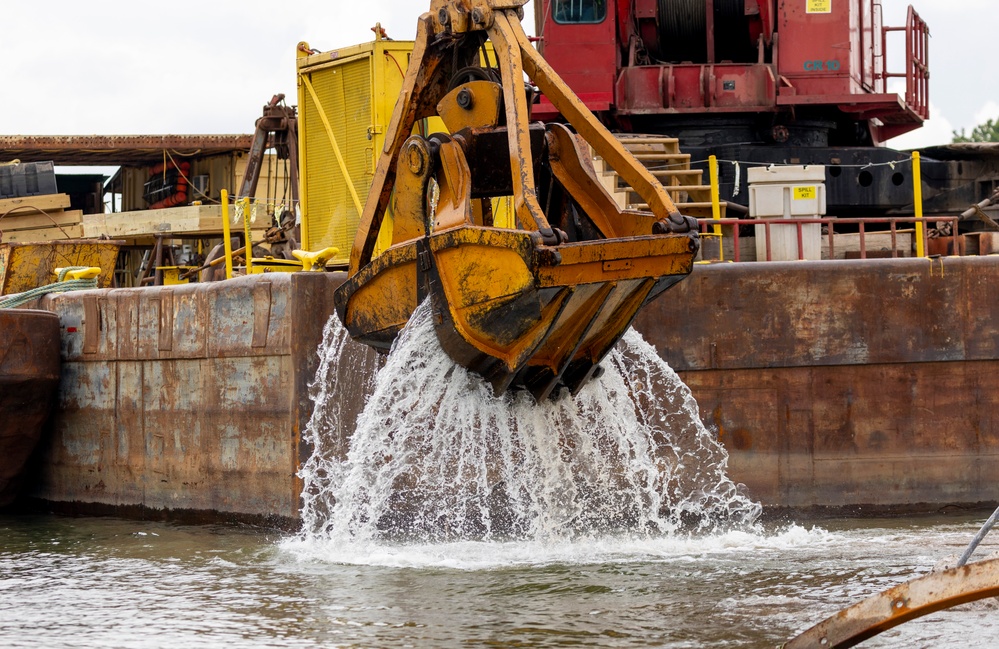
[0,194,83,242]
[81,204,270,243]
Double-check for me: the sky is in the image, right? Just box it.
[0,0,994,151]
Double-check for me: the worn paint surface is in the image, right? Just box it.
[25,256,999,523]
[334,1,699,402]
[633,257,999,510]
[0,241,120,294]
[0,309,61,507]
[28,273,375,526]
[785,557,999,648]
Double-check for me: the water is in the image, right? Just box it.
[3,513,999,647]
[298,302,759,544]
[3,308,999,647]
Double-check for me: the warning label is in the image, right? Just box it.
[807,0,831,13]
[794,186,817,200]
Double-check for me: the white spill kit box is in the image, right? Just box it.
[749,165,826,261]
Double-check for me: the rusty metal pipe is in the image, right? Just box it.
[784,558,999,648]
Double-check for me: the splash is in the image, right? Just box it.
[298,301,760,545]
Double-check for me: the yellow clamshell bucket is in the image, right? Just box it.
[333,0,699,401]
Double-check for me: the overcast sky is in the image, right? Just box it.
[0,0,994,151]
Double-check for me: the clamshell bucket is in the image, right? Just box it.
[333,0,699,400]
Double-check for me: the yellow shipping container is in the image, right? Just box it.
[297,38,417,265]
[297,37,504,266]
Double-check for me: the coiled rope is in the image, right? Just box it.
[0,266,100,309]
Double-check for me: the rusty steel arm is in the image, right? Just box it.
[238,94,299,202]
[349,0,694,274]
[486,10,559,244]
[351,2,554,272]
[483,1,689,237]
[511,20,690,231]
[349,12,476,273]
[784,557,999,648]
[349,12,434,273]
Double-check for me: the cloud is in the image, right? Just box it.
[881,78,954,149]
[1,0,988,152]
[884,101,954,150]
[0,1,541,137]
[974,101,999,126]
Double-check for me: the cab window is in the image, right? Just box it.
[552,0,606,24]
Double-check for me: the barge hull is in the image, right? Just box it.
[26,257,999,523]
[635,257,999,510]
[30,273,377,527]
[0,309,61,507]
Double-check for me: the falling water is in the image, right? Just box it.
[298,301,761,545]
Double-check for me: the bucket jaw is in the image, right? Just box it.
[334,0,699,400]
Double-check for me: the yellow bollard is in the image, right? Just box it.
[221,189,234,279]
[292,246,340,271]
[54,267,101,281]
[913,152,925,258]
[709,154,723,261]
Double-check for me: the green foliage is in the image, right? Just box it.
[953,118,999,143]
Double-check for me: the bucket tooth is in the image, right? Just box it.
[561,278,656,395]
[520,282,616,401]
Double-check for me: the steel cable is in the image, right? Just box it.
[958,504,999,567]
[657,0,706,62]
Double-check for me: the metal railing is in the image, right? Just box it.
[881,5,930,120]
[696,215,959,263]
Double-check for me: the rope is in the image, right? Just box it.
[642,155,917,172]
[163,149,216,204]
[0,267,99,309]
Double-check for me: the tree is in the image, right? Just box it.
[952,118,999,143]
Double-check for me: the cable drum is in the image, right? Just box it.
[656,0,706,63]
[655,0,752,64]
[713,0,754,63]
[447,65,502,91]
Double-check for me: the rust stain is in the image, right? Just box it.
[730,428,753,451]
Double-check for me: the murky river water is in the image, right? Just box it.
[3,511,999,648]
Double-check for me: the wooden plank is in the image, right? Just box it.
[821,231,914,259]
[81,204,220,238]
[1,225,85,242]
[81,204,270,239]
[0,194,71,214]
[0,209,83,232]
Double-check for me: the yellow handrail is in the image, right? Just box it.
[221,189,234,279]
[913,151,925,257]
[241,197,253,275]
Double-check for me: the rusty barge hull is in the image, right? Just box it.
[0,309,61,507]
[635,256,999,511]
[23,257,999,523]
[27,273,377,526]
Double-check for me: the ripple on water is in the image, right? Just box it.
[5,512,999,647]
